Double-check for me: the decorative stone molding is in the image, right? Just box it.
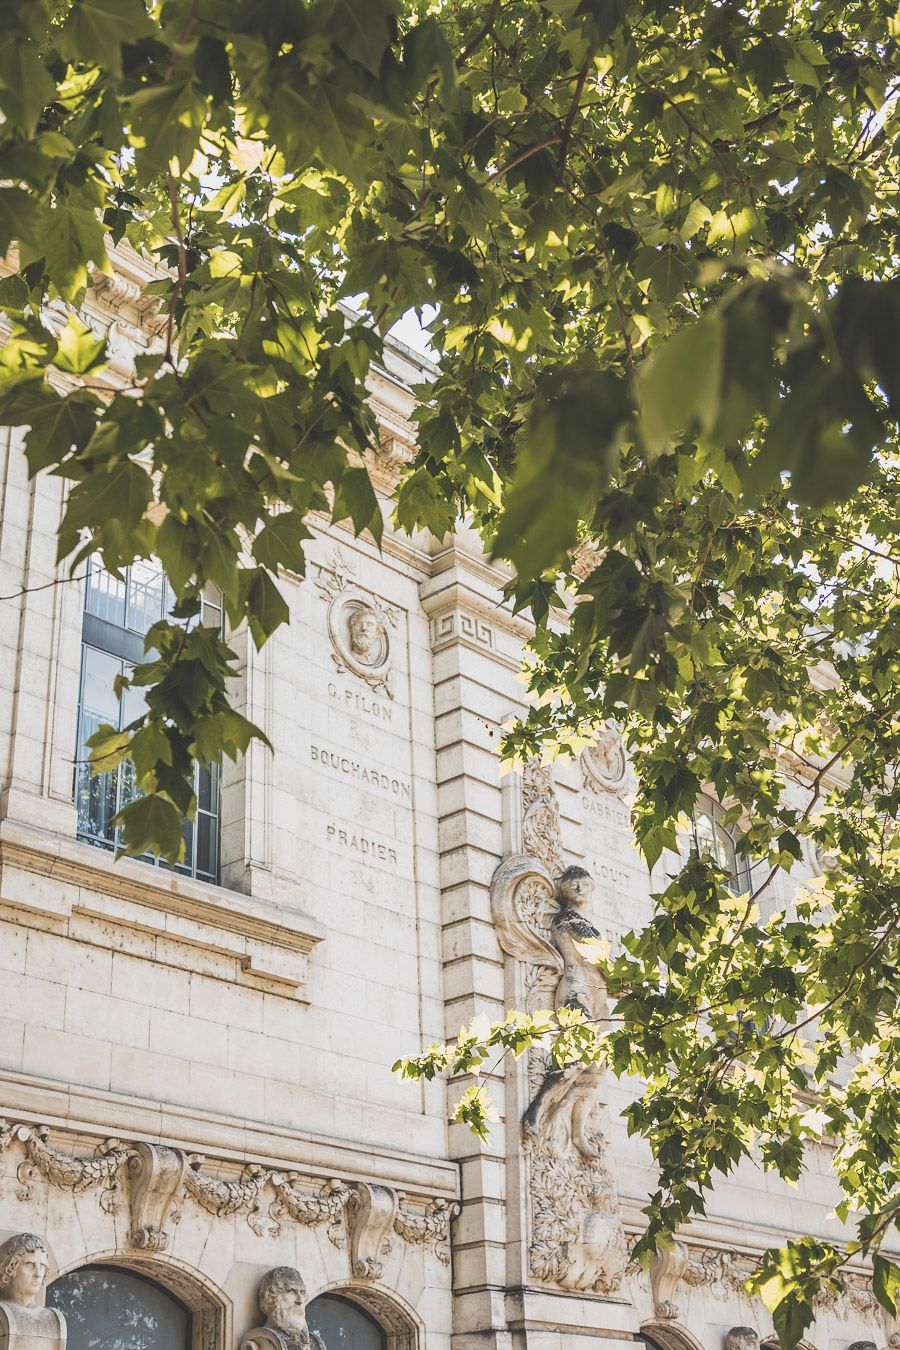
[341,1181,459,1279]
[490,769,627,1297]
[521,759,564,876]
[428,608,496,655]
[184,1157,269,1235]
[683,1247,755,1296]
[241,1266,324,1350]
[1,1121,131,1214]
[393,1195,458,1267]
[347,1182,398,1280]
[0,1232,66,1350]
[269,1175,351,1247]
[0,1121,454,1272]
[128,1142,188,1252]
[315,551,398,698]
[659,1243,883,1325]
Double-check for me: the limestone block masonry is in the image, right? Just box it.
[0,242,895,1350]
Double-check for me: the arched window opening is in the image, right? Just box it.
[688,791,752,894]
[307,1293,387,1350]
[48,1264,191,1350]
[75,557,222,882]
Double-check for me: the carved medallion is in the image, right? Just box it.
[581,723,626,794]
[315,553,397,699]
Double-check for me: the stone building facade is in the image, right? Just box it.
[0,245,893,1350]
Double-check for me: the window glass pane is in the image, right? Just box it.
[195,811,216,881]
[307,1294,386,1350]
[84,563,126,627]
[126,559,167,635]
[80,646,122,726]
[48,1265,190,1350]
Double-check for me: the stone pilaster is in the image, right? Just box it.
[422,541,533,1349]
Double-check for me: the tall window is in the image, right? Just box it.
[307,1293,387,1350]
[48,1265,191,1350]
[689,792,752,894]
[75,559,222,883]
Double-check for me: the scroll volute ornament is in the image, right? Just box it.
[128,1141,188,1251]
[347,1183,398,1280]
[0,1233,66,1350]
[240,1266,325,1350]
[649,1241,689,1319]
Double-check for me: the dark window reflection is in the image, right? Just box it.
[48,1265,190,1350]
[307,1294,386,1349]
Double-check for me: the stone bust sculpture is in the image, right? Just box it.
[724,1328,760,1350]
[522,865,608,1157]
[0,1233,66,1349]
[240,1266,324,1350]
[347,607,384,665]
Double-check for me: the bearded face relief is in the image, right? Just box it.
[347,606,384,665]
[326,589,394,698]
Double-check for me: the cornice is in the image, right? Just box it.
[0,1072,459,1200]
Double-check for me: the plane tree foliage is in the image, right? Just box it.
[2,0,900,1339]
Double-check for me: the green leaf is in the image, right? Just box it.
[129,78,207,176]
[332,466,383,545]
[242,568,289,649]
[873,1255,900,1315]
[394,466,456,539]
[115,792,186,863]
[43,203,109,299]
[252,513,312,573]
[639,313,724,455]
[0,33,54,136]
[330,0,398,76]
[54,315,107,375]
[58,461,152,562]
[493,368,631,575]
[57,0,154,77]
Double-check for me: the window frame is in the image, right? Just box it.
[74,558,222,884]
[48,1262,192,1350]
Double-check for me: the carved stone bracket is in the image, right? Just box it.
[393,1195,459,1267]
[347,1182,398,1279]
[649,1241,689,1319]
[129,1142,188,1251]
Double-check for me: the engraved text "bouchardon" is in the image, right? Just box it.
[311,745,411,799]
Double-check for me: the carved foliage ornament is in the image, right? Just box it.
[0,1122,456,1268]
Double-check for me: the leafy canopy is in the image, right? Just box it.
[2,0,900,1340]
